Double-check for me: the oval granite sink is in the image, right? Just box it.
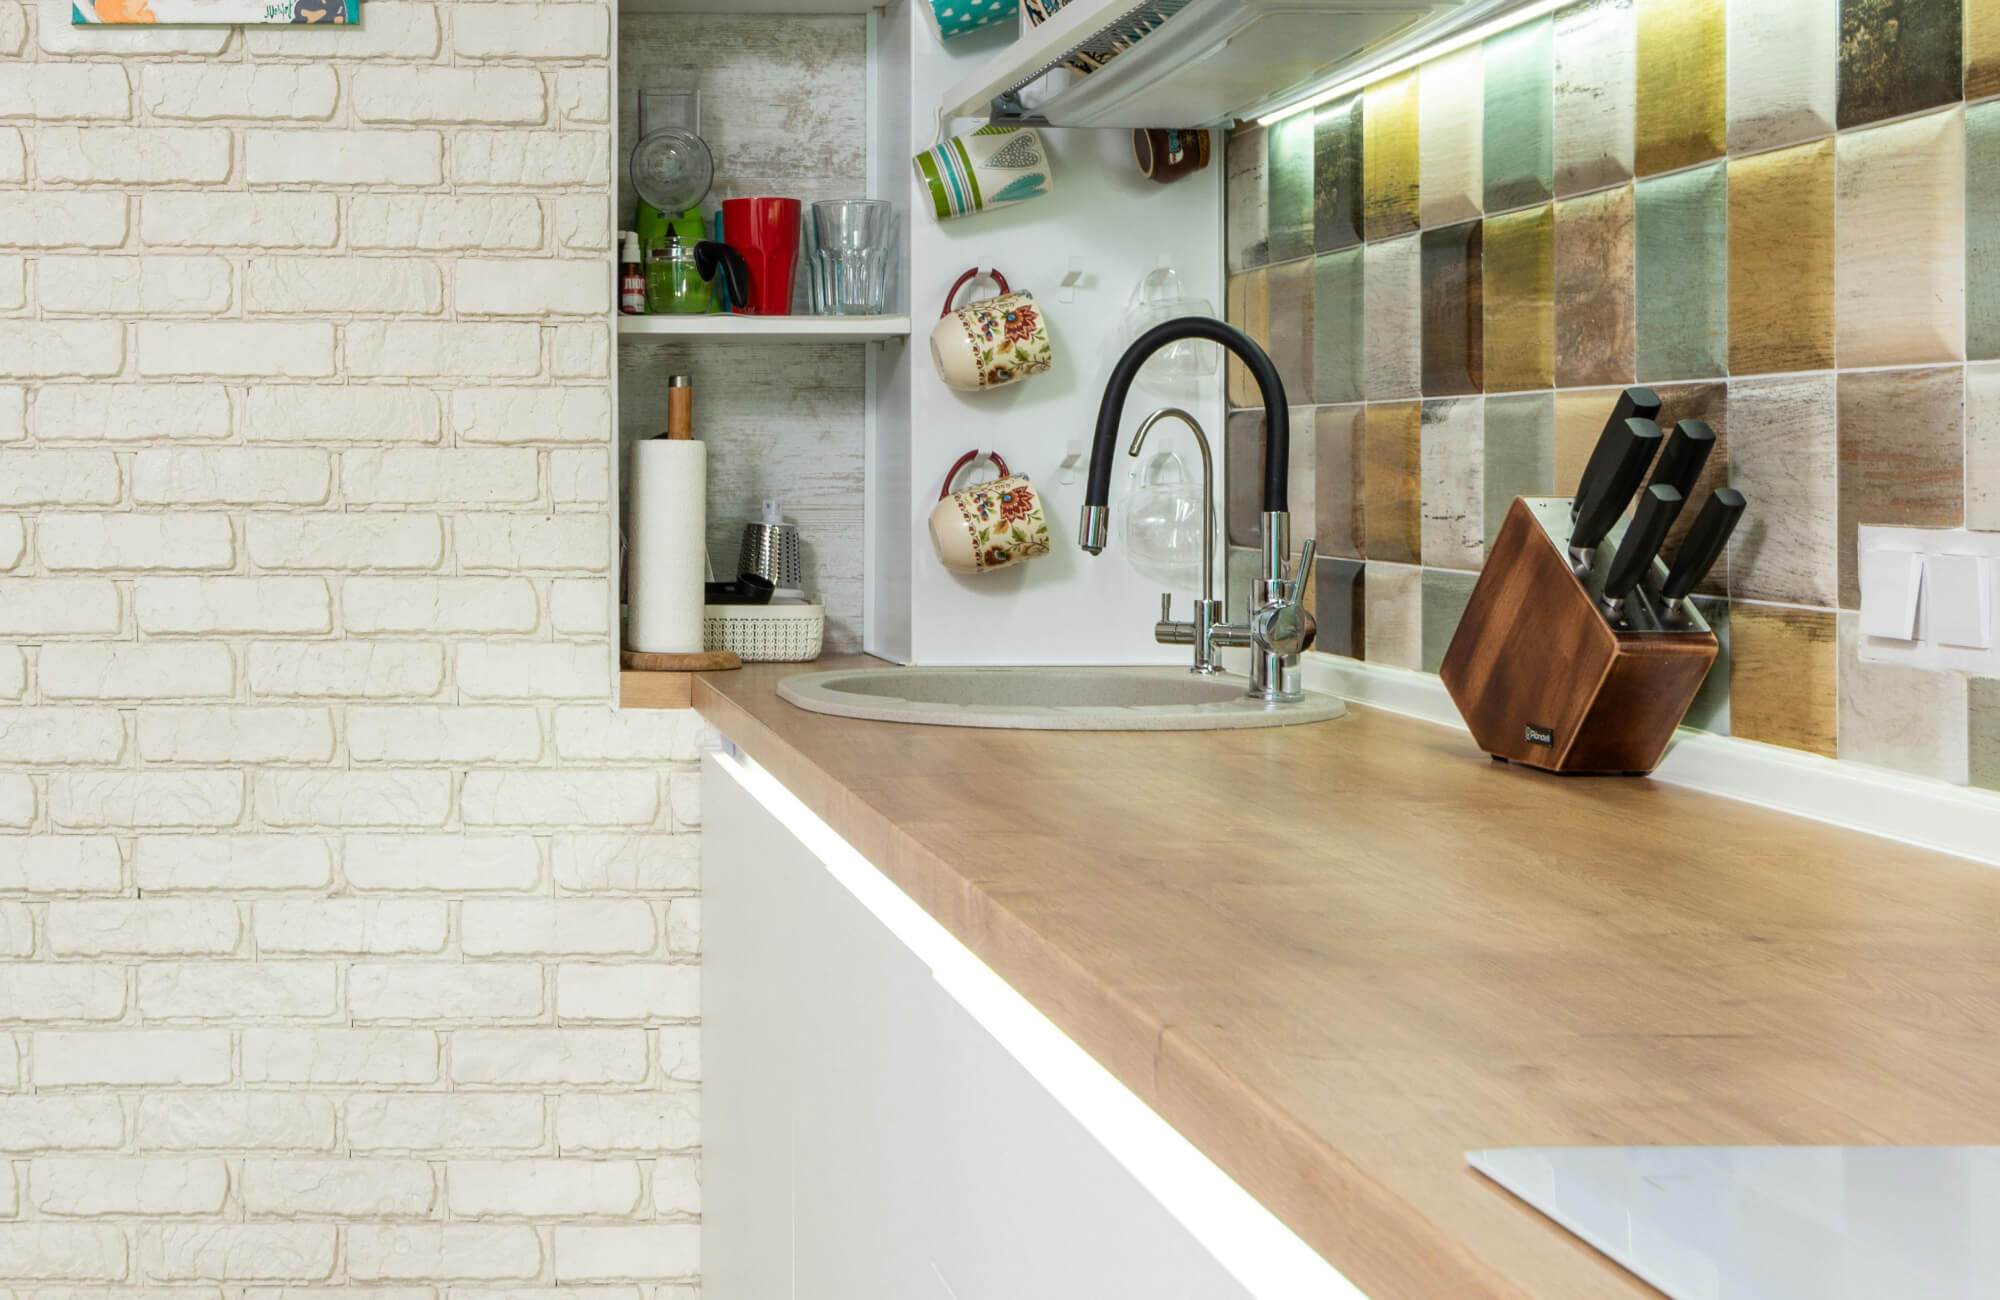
[777,666,1346,731]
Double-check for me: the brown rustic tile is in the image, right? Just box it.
[1554,186,1635,388]
[1650,381,1731,594]
[1838,611,1972,782]
[1727,373,1840,608]
[1835,107,1966,368]
[1728,602,1839,757]
[1728,139,1835,376]
[1226,268,1270,409]
[1226,409,1265,550]
[1311,556,1367,659]
[1265,258,1315,407]
[1836,366,1966,609]
[1554,0,1636,195]
[1363,561,1423,668]
[1419,44,1485,228]
[1313,93,1365,253]
[1553,385,1626,501]
[1420,398,1486,569]
[1420,220,1484,397]
[1838,0,1964,129]
[1635,0,1727,176]
[1482,204,1555,394]
[1363,70,1421,241]
[1363,234,1423,400]
[1314,403,1366,560]
[1364,400,1423,564]
[1729,0,1839,152]
[1971,0,2000,98]
[1226,125,1269,274]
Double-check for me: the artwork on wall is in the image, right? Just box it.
[73,0,355,23]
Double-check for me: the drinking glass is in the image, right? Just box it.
[811,200,895,316]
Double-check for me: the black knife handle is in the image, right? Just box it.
[1571,386,1664,515]
[1661,488,1746,602]
[1570,418,1663,553]
[1647,419,1715,498]
[1604,484,1685,605]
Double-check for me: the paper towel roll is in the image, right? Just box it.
[626,438,707,654]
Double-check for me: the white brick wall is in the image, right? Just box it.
[0,1,702,1293]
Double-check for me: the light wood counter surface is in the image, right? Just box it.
[694,657,2000,1300]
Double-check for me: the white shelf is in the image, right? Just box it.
[617,314,912,343]
[620,0,880,11]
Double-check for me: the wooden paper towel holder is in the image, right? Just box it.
[1438,497,1718,776]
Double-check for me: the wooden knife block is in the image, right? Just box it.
[1439,497,1718,775]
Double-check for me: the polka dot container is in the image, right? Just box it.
[925,0,1017,41]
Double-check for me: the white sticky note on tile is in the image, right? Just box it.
[1927,553,1992,649]
[1859,548,1924,641]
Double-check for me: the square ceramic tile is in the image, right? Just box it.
[1315,403,1366,560]
[1419,44,1485,228]
[1552,385,1626,500]
[1727,601,1839,756]
[1226,269,1269,409]
[1482,392,1556,550]
[1420,398,1486,569]
[1483,17,1555,212]
[1972,678,2000,791]
[1969,361,2000,530]
[1728,139,1836,375]
[1421,568,1479,672]
[1311,555,1366,658]
[1363,233,1423,400]
[1553,0,1636,196]
[1267,110,1315,265]
[1364,401,1423,563]
[1313,249,1364,405]
[1683,596,1732,735]
[1635,162,1728,382]
[1363,561,1423,668]
[1838,0,1964,129]
[1836,365,1966,609]
[1266,258,1315,407]
[1227,545,1261,624]
[1835,107,1966,368]
[1727,0,1838,152]
[1635,0,1727,175]
[1420,220,1484,397]
[1970,0,2000,98]
[1650,381,1731,594]
[1966,102,2000,360]
[1481,204,1555,393]
[1226,410,1265,549]
[1281,403,1315,551]
[1314,94,1365,253]
[1226,125,1269,274]
[1726,373,1840,606]
[1363,71,1421,240]
[1838,611,1971,782]
[1554,186,1636,388]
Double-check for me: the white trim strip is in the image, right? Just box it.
[711,747,1370,1300]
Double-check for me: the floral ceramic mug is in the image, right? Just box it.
[930,268,1055,392]
[927,450,1053,575]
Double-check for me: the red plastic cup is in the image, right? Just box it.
[720,197,802,316]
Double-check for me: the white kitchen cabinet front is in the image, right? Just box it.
[702,751,1256,1299]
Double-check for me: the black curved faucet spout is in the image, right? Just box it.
[1078,317,1289,554]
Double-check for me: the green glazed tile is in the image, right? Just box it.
[1682,596,1731,736]
[1973,678,2000,791]
[1313,248,1364,405]
[1420,568,1479,673]
[1968,102,2000,360]
[1481,392,1555,550]
[1838,0,1964,130]
[1635,161,1727,382]
[1483,16,1555,213]
[1313,94,1364,253]
[1267,110,1315,264]
[1226,126,1269,273]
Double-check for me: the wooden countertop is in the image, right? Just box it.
[694,658,2000,1300]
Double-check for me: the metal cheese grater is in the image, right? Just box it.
[737,499,803,596]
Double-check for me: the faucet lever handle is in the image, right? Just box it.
[1160,592,1173,622]
[1289,539,1317,600]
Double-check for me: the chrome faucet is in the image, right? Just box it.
[1080,319,1316,704]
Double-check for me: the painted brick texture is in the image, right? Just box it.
[0,1,702,1292]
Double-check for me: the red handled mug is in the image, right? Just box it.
[926,450,1052,574]
[929,268,1054,392]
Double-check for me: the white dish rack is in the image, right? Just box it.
[704,599,825,663]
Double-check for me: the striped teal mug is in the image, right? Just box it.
[914,126,1056,223]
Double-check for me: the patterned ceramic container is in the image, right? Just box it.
[928,451,1053,574]
[914,126,1055,222]
[930,269,1055,392]
[924,0,1017,40]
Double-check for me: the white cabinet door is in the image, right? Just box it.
[703,753,1257,1300]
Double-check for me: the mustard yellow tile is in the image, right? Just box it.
[1363,70,1420,241]
[1635,0,1726,176]
[1971,0,2000,99]
[1364,401,1423,563]
[1729,603,1839,758]
[1729,139,1835,376]
[1482,204,1554,393]
[1226,269,1270,409]
[1553,386,1625,499]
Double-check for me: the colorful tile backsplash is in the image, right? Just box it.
[1226,0,1998,792]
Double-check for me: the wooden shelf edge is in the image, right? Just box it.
[620,670,695,710]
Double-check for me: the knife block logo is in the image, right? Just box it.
[1523,724,1554,747]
